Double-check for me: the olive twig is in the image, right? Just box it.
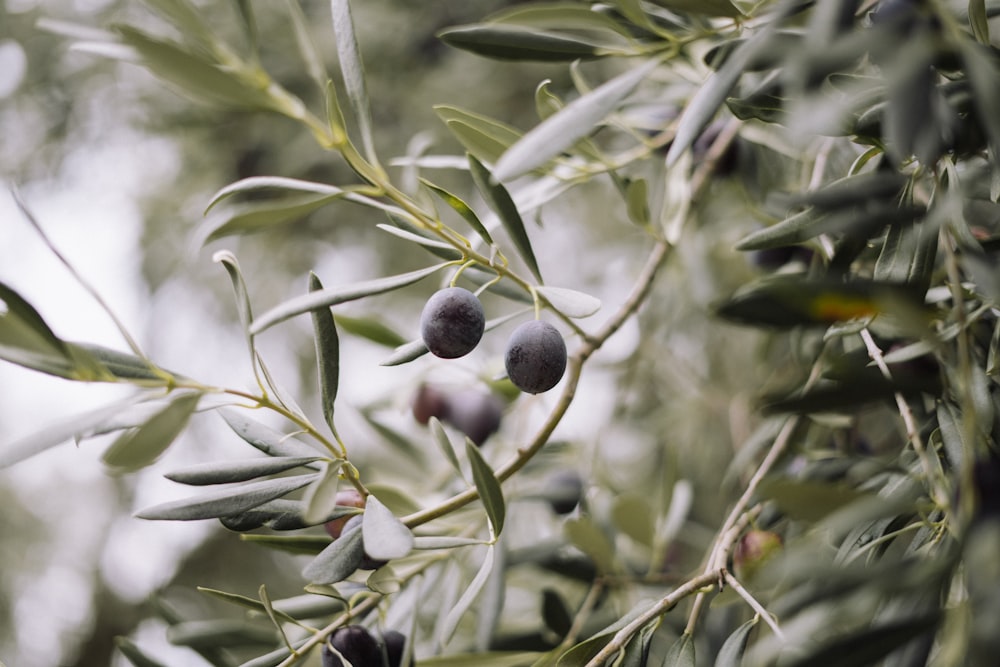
[723,570,785,640]
[581,570,721,667]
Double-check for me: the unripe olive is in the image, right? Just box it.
[504,321,567,394]
[322,626,381,667]
[323,489,366,539]
[733,529,783,581]
[411,383,449,425]
[420,287,485,359]
[546,470,584,515]
[382,630,413,667]
[444,390,504,446]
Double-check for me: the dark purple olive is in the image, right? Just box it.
[420,287,485,359]
[381,630,413,667]
[504,321,567,394]
[546,471,584,515]
[322,626,382,667]
[444,390,504,446]
[411,383,449,425]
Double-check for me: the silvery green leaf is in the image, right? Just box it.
[493,59,660,182]
[362,494,414,560]
[165,456,322,486]
[250,263,451,334]
[136,473,318,520]
[536,285,601,318]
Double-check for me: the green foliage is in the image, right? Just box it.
[6,0,1000,665]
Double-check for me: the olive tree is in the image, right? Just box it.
[3,0,1000,665]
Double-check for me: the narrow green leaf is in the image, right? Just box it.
[413,536,488,550]
[241,534,333,555]
[334,314,406,348]
[469,155,542,282]
[430,417,465,480]
[782,614,940,667]
[555,602,650,666]
[197,586,307,626]
[206,176,346,213]
[735,204,923,252]
[0,281,109,381]
[302,519,364,583]
[465,439,506,536]
[139,0,213,46]
[213,250,256,363]
[493,59,659,182]
[250,262,451,334]
[666,10,788,166]
[166,620,277,648]
[489,3,634,38]
[285,0,329,94]
[535,79,563,120]
[309,273,339,432]
[969,0,990,44]
[0,394,150,469]
[437,24,604,62]
[136,473,318,520]
[664,633,696,667]
[302,460,344,525]
[165,456,321,486]
[422,178,495,245]
[714,276,930,330]
[536,285,601,318]
[362,494,415,560]
[205,192,345,243]
[377,222,462,256]
[331,0,377,162]
[542,589,573,638]
[74,343,168,381]
[115,25,274,109]
[440,545,496,645]
[421,652,544,667]
[622,620,657,667]
[380,338,430,367]
[116,637,168,667]
[650,0,741,18]
[218,408,323,458]
[714,617,758,667]
[625,177,649,226]
[434,105,522,160]
[102,392,202,472]
[564,516,614,573]
[758,478,870,522]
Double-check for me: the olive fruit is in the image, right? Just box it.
[444,390,504,446]
[381,630,413,667]
[733,529,782,581]
[323,489,366,539]
[504,321,567,394]
[322,626,382,667]
[411,383,449,425]
[420,287,485,359]
[546,470,584,515]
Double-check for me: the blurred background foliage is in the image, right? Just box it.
[3,0,1000,666]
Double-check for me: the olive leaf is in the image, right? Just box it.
[465,439,506,537]
[136,473,318,521]
[469,155,543,282]
[493,58,659,182]
[102,392,202,473]
[251,263,451,334]
[165,456,322,486]
[309,273,340,432]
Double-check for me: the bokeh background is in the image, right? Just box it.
[0,1,777,665]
